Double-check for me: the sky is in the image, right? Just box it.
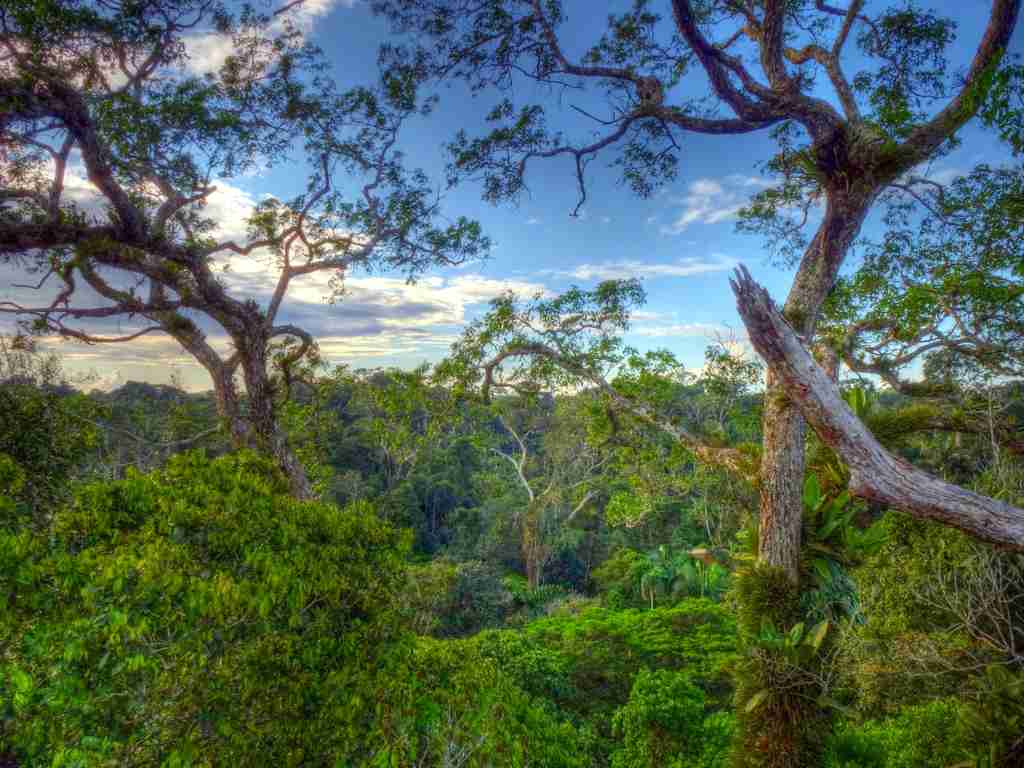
[1,0,1020,391]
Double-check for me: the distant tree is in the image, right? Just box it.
[0,334,100,519]
[488,396,605,588]
[0,0,487,496]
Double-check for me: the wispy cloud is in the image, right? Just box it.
[631,322,728,338]
[544,255,735,282]
[660,175,774,236]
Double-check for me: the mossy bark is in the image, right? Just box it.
[730,565,831,768]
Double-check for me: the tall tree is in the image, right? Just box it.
[371,0,1022,577]
[0,0,486,496]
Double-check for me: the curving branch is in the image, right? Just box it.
[669,0,780,123]
[731,265,1024,550]
[894,0,1021,173]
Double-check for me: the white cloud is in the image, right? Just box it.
[546,255,735,282]
[183,0,358,75]
[660,175,774,236]
[526,217,540,225]
[631,322,728,338]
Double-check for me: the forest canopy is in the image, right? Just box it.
[2,0,1024,766]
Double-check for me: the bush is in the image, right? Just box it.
[610,669,731,768]
[404,638,588,767]
[474,600,737,724]
[824,699,966,768]
[593,548,649,609]
[2,450,415,765]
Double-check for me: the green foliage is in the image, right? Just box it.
[1,450,415,765]
[610,669,732,768]
[959,665,1024,768]
[730,564,833,768]
[494,601,737,721]
[400,558,515,638]
[0,339,101,517]
[392,638,589,768]
[825,699,965,768]
[593,548,650,608]
[732,563,802,636]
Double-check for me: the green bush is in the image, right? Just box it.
[403,638,588,768]
[1,450,592,766]
[2,450,412,765]
[0,378,100,520]
[473,600,737,725]
[611,669,733,768]
[825,699,965,768]
[593,548,648,608]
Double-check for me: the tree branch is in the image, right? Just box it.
[731,265,1024,550]
[893,0,1021,173]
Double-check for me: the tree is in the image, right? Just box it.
[0,334,101,519]
[826,163,1024,391]
[489,396,605,588]
[0,0,487,496]
[370,0,1021,578]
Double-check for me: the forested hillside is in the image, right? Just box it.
[2,0,1024,765]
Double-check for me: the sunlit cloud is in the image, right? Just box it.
[183,0,359,75]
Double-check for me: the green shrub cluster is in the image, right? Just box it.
[610,669,733,768]
[0,451,585,767]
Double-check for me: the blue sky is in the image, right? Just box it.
[1,0,1019,391]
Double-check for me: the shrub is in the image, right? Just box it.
[610,669,709,768]
[824,699,966,768]
[474,600,736,724]
[403,638,588,768]
[2,450,414,765]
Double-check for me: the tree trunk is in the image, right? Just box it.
[522,502,545,589]
[202,332,314,500]
[758,378,807,580]
[238,338,315,500]
[757,187,874,580]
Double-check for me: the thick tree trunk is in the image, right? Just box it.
[757,187,874,580]
[758,379,807,579]
[200,331,314,500]
[238,338,315,500]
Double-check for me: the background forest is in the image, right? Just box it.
[2,0,1024,766]
[3,328,1024,767]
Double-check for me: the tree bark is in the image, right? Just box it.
[238,334,315,500]
[733,266,1024,550]
[757,188,874,580]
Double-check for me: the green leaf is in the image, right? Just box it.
[811,557,832,584]
[745,689,770,713]
[788,622,805,645]
[806,620,830,651]
[802,474,821,512]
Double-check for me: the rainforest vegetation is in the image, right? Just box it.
[2,0,1024,765]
